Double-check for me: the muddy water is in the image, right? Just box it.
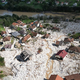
[0,10,79,18]
[45,35,65,79]
[0,10,75,17]
[0,10,40,17]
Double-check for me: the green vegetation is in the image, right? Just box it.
[23,19,34,24]
[70,43,75,47]
[38,47,43,52]
[71,33,80,39]
[38,31,46,35]
[27,25,30,28]
[43,24,53,30]
[0,0,80,12]
[0,56,5,66]
[11,37,14,44]
[26,40,30,43]
[26,20,34,24]
[0,14,36,27]
[0,25,5,32]
[22,20,27,23]
[26,29,31,34]
[43,24,52,29]
[0,36,3,39]
[20,15,28,20]
[52,17,59,23]
[44,23,50,27]
[30,33,33,37]
[58,0,78,6]
[43,25,47,28]
[75,18,80,20]
[15,27,22,31]
[0,71,3,73]
[68,33,71,36]
[0,14,19,27]
[0,74,5,78]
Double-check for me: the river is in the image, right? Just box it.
[0,10,73,17]
[0,10,40,17]
[0,10,80,18]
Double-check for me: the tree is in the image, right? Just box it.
[12,14,20,20]
[20,15,28,20]
[0,19,4,25]
[3,19,7,26]
[53,17,59,23]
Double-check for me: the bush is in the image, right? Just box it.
[76,18,80,20]
[0,36,3,39]
[43,25,47,28]
[63,25,67,28]
[11,37,14,44]
[71,43,75,47]
[26,40,30,43]
[39,31,46,35]
[71,33,80,39]
[0,74,5,78]
[0,25,5,32]
[15,27,22,31]
[69,19,73,22]
[27,25,30,28]
[53,17,59,23]
[49,15,53,19]
[68,33,71,36]
[38,47,42,52]
[43,20,45,23]
[44,23,50,27]
[0,56,5,66]
[0,71,3,73]
[20,15,28,20]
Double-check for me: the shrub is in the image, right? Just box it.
[71,33,80,39]
[71,43,75,47]
[39,31,46,35]
[68,33,71,36]
[0,25,5,33]
[26,40,30,43]
[49,15,53,19]
[43,25,47,28]
[27,25,30,28]
[72,16,75,19]
[50,25,53,27]
[53,17,59,23]
[43,20,45,23]
[0,56,5,66]
[44,23,50,27]
[0,71,3,73]
[63,25,67,28]
[76,18,80,20]
[38,47,42,52]
[15,27,22,31]
[0,36,3,39]
[30,33,33,37]
[11,37,14,44]
[69,19,73,22]
[0,74,5,78]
